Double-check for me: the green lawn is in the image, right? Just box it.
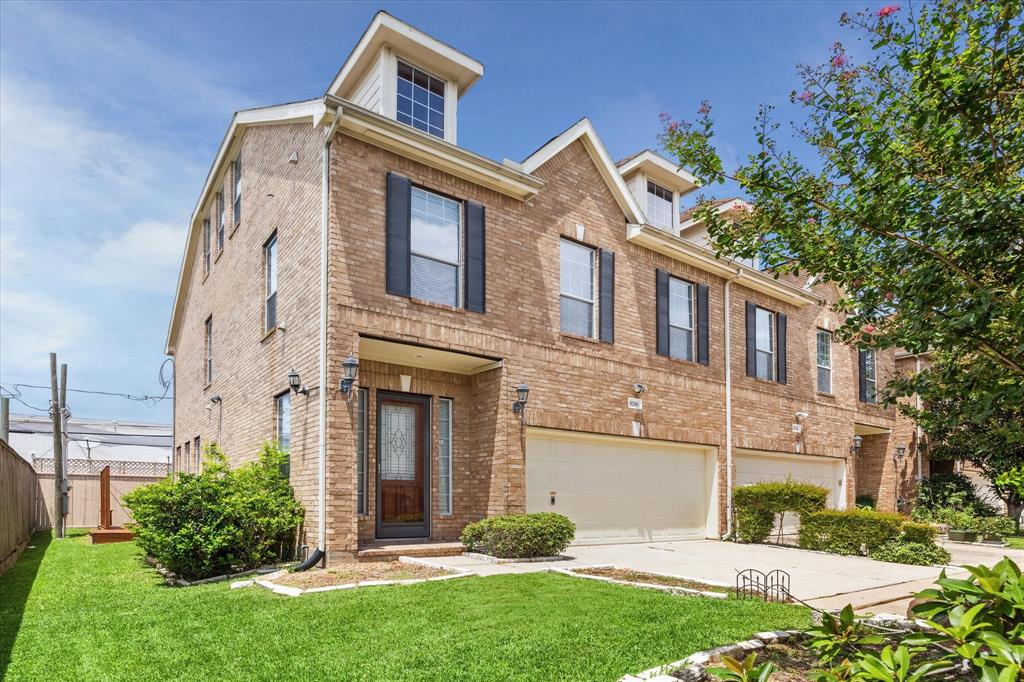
[1,532,810,681]
[1006,535,1024,550]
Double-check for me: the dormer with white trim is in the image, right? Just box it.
[679,197,761,270]
[326,12,484,145]
[617,150,699,235]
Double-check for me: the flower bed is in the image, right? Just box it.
[559,565,731,599]
[246,557,472,597]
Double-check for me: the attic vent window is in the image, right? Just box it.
[647,181,673,229]
[397,60,445,139]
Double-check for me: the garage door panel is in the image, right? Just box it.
[526,432,708,544]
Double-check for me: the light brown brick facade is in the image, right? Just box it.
[171,120,922,561]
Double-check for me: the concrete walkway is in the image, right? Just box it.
[420,540,977,604]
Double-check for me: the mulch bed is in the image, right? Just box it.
[273,561,451,589]
[707,642,818,682]
[573,567,731,593]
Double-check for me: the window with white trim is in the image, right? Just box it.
[816,329,833,394]
[356,388,367,515]
[410,187,462,306]
[863,349,877,404]
[755,306,775,381]
[204,316,213,384]
[397,60,445,139]
[276,392,291,478]
[183,440,191,473]
[264,233,278,331]
[559,239,595,337]
[232,154,241,226]
[193,436,201,472]
[647,180,673,229]
[668,276,695,361]
[202,219,211,275]
[439,397,452,515]
[216,192,225,252]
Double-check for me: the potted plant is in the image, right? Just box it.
[977,516,1015,544]
[945,510,979,543]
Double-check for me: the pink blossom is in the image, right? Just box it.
[877,5,900,18]
[863,324,877,333]
[885,291,894,301]
[832,54,849,68]
[807,217,817,224]
[797,91,814,103]
[697,101,712,116]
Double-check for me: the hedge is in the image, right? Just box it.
[733,480,829,543]
[460,513,575,558]
[869,540,951,566]
[901,521,938,544]
[797,509,905,555]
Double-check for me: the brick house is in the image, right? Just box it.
[166,12,924,563]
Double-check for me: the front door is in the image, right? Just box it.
[376,392,430,539]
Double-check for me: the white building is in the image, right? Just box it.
[7,414,172,466]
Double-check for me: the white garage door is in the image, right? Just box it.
[526,430,712,544]
[734,451,846,534]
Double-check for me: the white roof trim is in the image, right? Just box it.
[679,198,751,232]
[617,150,699,194]
[521,118,645,224]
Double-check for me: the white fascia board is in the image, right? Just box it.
[326,11,484,99]
[679,198,750,232]
[166,98,328,354]
[522,118,645,224]
[617,150,699,195]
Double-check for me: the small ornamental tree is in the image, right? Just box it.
[659,0,1024,510]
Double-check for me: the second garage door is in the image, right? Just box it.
[526,429,714,544]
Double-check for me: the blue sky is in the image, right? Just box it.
[0,0,887,423]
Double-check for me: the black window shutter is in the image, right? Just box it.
[599,249,615,343]
[385,172,411,297]
[464,200,486,313]
[776,312,787,384]
[858,350,868,402]
[696,283,709,366]
[656,269,670,356]
[745,301,756,376]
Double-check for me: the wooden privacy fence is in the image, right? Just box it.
[1,440,40,576]
[33,458,169,529]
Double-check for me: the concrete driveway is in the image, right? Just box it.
[425,540,1024,614]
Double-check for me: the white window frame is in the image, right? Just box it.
[863,349,878,404]
[216,192,225,252]
[409,186,463,307]
[232,154,241,227]
[202,219,211,275]
[646,180,674,230]
[396,59,446,139]
[754,306,775,381]
[204,316,213,384]
[668,276,695,361]
[816,329,833,394]
[356,388,368,515]
[439,397,453,516]
[264,233,278,331]
[275,392,291,450]
[193,436,201,472]
[559,238,597,338]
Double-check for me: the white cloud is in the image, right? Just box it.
[0,290,95,375]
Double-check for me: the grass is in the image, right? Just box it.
[1005,535,1024,550]
[573,567,732,594]
[1,533,810,681]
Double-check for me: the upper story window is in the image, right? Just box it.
[754,306,775,381]
[668,276,695,361]
[397,60,445,139]
[216,192,225,252]
[202,219,211,275]
[410,187,461,306]
[204,316,213,384]
[816,329,832,394]
[264,233,278,331]
[861,349,877,404]
[647,180,673,230]
[559,239,595,337]
[232,154,242,226]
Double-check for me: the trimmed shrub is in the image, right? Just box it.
[124,443,304,581]
[854,494,876,510]
[901,521,938,544]
[733,479,829,544]
[977,515,1016,539]
[460,513,575,558]
[797,509,904,555]
[869,540,951,566]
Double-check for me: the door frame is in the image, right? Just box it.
[375,390,431,539]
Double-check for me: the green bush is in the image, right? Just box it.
[977,515,1016,538]
[868,540,951,566]
[123,443,304,581]
[913,472,999,519]
[460,513,575,558]
[797,509,904,555]
[733,479,829,544]
[901,521,938,544]
[854,494,876,510]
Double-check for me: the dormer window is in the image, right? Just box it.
[646,181,673,229]
[397,60,445,139]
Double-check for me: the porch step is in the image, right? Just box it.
[89,527,134,545]
[357,541,465,562]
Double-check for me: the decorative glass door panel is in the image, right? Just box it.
[376,395,429,537]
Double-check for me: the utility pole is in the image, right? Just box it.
[60,362,70,517]
[0,395,9,442]
[50,353,65,538]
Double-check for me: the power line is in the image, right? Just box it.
[0,386,49,413]
[8,383,171,404]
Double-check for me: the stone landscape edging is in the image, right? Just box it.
[462,552,569,564]
[551,565,731,600]
[143,556,289,587]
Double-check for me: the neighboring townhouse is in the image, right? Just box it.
[166,12,916,563]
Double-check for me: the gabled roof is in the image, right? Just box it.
[616,149,699,195]
[521,118,645,224]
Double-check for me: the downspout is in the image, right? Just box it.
[723,270,740,539]
[915,355,923,480]
[303,105,342,571]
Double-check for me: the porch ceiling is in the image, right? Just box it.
[358,336,503,375]
[854,422,891,436]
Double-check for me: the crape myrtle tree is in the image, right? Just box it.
[659,0,1024,517]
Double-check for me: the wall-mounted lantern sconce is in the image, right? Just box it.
[511,383,530,416]
[339,354,359,396]
[893,445,907,463]
[287,369,309,396]
[210,395,222,405]
[850,434,863,456]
